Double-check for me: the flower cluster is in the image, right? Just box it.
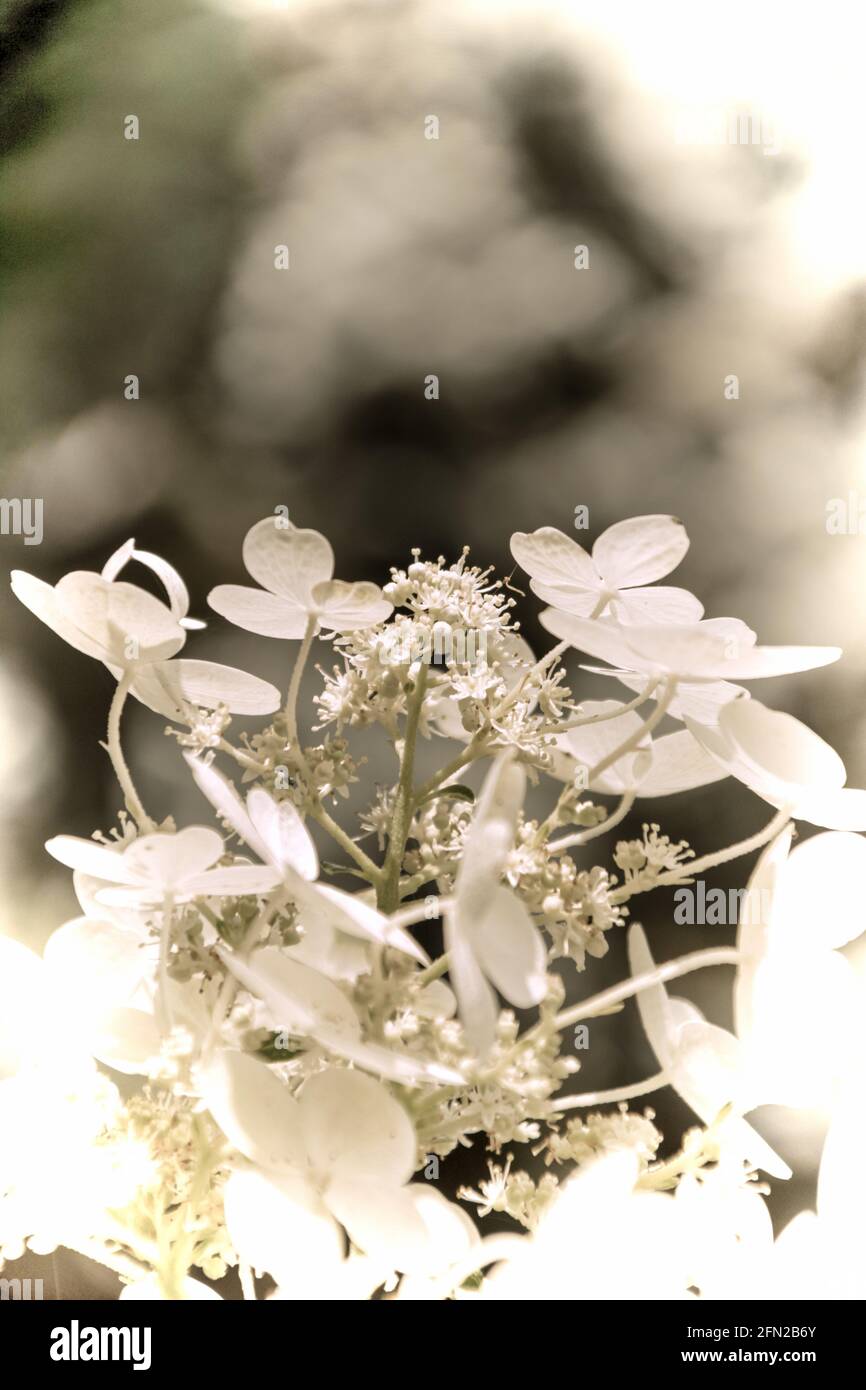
[4,511,865,1300]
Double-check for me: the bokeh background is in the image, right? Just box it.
[2,0,866,1296]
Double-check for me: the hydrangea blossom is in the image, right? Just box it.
[4,510,865,1301]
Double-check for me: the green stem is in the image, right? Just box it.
[285,616,317,747]
[106,672,154,831]
[379,665,429,912]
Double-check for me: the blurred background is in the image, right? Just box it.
[2,0,866,1294]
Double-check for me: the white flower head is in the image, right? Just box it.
[45,826,281,906]
[511,516,702,625]
[686,698,866,829]
[199,1057,476,1285]
[12,540,281,718]
[550,698,727,798]
[208,517,393,638]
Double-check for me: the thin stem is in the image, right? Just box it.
[106,672,154,831]
[548,790,635,853]
[413,733,487,805]
[542,679,657,734]
[490,638,570,721]
[586,675,676,784]
[610,806,793,905]
[415,952,451,987]
[379,665,429,912]
[387,895,451,932]
[285,615,317,747]
[549,1069,669,1111]
[550,946,741,1033]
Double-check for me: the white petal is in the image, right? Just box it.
[455,752,525,921]
[55,572,185,664]
[720,699,846,791]
[299,1067,416,1185]
[636,730,728,797]
[126,547,193,622]
[186,755,275,865]
[90,1006,162,1074]
[667,680,747,724]
[781,786,866,831]
[298,879,427,962]
[45,835,138,883]
[627,924,677,1069]
[247,788,319,880]
[218,947,456,1083]
[562,700,649,792]
[312,580,393,631]
[11,570,108,661]
[771,831,866,950]
[671,1019,791,1177]
[510,527,599,588]
[217,946,362,1043]
[223,1168,342,1286]
[444,908,499,1055]
[43,917,150,1012]
[207,585,311,639]
[529,581,606,616]
[473,886,547,1009]
[242,518,334,603]
[179,864,282,898]
[326,1176,429,1271]
[100,538,137,583]
[592,515,689,588]
[625,626,840,681]
[196,1048,307,1171]
[735,826,794,1043]
[615,585,704,626]
[123,827,224,887]
[128,660,281,718]
[538,610,636,668]
[415,980,457,1020]
[405,1186,479,1274]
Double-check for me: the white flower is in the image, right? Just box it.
[550,698,727,797]
[445,751,547,1053]
[185,755,425,961]
[540,611,841,690]
[45,825,282,907]
[685,698,866,829]
[198,1057,477,1285]
[627,923,791,1178]
[11,540,281,718]
[768,1102,866,1299]
[733,826,864,1107]
[480,1150,686,1300]
[208,517,393,638]
[511,516,703,624]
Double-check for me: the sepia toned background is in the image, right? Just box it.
[2,0,866,1295]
